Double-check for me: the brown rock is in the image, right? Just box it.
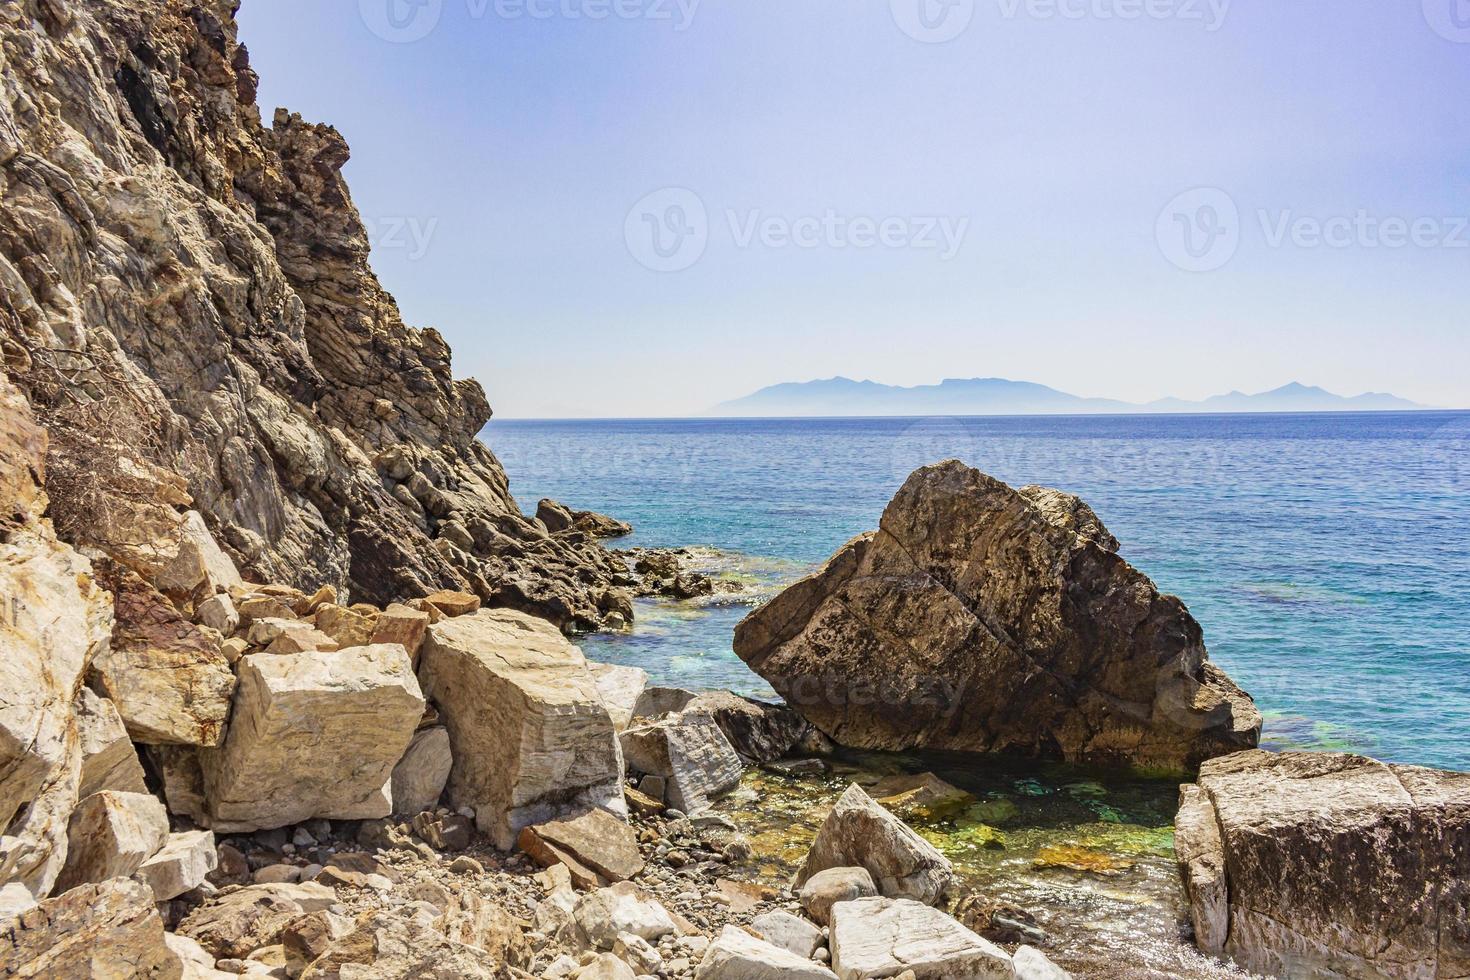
[1177,750,1470,978]
[519,809,645,886]
[422,589,481,617]
[0,877,181,978]
[76,688,148,799]
[54,790,170,892]
[370,603,429,662]
[177,882,337,960]
[89,562,236,747]
[314,604,378,648]
[734,461,1261,772]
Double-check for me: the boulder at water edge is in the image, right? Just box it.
[795,784,955,907]
[1176,750,1470,978]
[200,644,424,830]
[829,897,1014,980]
[733,461,1261,772]
[418,609,627,848]
[620,711,744,815]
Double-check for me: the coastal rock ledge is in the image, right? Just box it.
[1177,750,1470,979]
[733,460,1261,772]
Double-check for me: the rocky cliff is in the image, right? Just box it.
[0,0,627,629]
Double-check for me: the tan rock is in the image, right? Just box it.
[418,609,626,848]
[281,909,352,977]
[696,924,838,980]
[263,625,339,655]
[422,589,480,617]
[620,712,743,815]
[0,877,181,978]
[298,907,512,979]
[220,637,250,665]
[1177,750,1470,978]
[589,662,648,732]
[166,931,229,979]
[133,830,219,901]
[156,510,244,604]
[55,790,170,892]
[829,897,1014,980]
[389,726,452,815]
[200,645,424,831]
[76,688,148,799]
[369,603,429,662]
[799,867,878,926]
[1,376,114,904]
[89,563,236,747]
[434,888,532,968]
[795,784,955,907]
[314,603,377,648]
[519,808,645,886]
[148,745,210,825]
[236,596,297,626]
[196,594,240,636]
[178,882,337,960]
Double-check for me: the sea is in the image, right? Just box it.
[487,411,1470,773]
[485,411,1470,976]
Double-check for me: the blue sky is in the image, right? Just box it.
[237,0,1470,417]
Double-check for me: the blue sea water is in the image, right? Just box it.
[485,412,1470,772]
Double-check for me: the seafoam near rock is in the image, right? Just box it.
[734,461,1261,772]
[418,609,626,848]
[829,897,1015,980]
[620,712,744,815]
[200,644,424,831]
[795,784,956,907]
[1176,750,1470,978]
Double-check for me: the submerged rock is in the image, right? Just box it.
[734,461,1261,772]
[1176,750,1470,978]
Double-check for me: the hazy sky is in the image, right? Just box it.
[237,0,1470,418]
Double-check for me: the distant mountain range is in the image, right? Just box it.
[710,378,1430,417]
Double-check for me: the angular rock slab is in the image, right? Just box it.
[90,562,236,747]
[390,726,453,815]
[55,790,170,892]
[751,909,825,959]
[76,688,149,798]
[574,882,678,949]
[1176,750,1470,979]
[418,609,626,849]
[0,877,181,978]
[796,784,955,906]
[696,925,838,980]
[733,461,1261,772]
[589,661,649,732]
[200,644,424,831]
[134,830,219,901]
[620,712,743,815]
[519,807,645,887]
[830,897,1014,980]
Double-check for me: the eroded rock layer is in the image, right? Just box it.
[0,0,625,629]
[734,460,1261,772]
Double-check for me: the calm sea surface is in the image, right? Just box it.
[486,412,1470,773]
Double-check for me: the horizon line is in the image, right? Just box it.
[485,407,1466,424]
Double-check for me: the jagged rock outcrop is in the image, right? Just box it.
[1176,750,1470,978]
[734,461,1261,772]
[0,0,627,630]
[0,877,183,978]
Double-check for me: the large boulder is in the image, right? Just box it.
[418,609,626,848]
[0,375,114,909]
[734,461,1260,772]
[89,562,237,747]
[829,897,1014,980]
[681,690,808,764]
[1176,750,1470,978]
[0,877,182,978]
[54,790,170,892]
[796,784,956,907]
[695,924,838,980]
[589,662,649,732]
[200,645,424,831]
[620,712,744,815]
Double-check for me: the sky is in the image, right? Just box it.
[236,0,1470,418]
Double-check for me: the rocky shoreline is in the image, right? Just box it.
[1,1,1466,978]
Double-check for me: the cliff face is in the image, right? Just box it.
[0,0,625,627]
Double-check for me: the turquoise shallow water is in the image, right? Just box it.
[485,412,1470,772]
